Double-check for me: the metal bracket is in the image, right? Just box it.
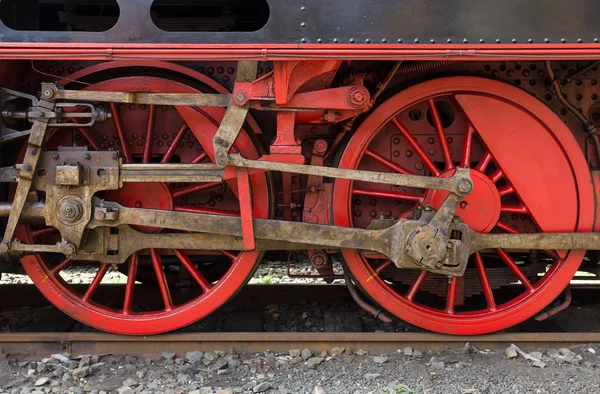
[213,61,258,166]
[0,100,54,253]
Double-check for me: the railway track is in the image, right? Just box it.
[3,332,600,358]
[1,283,600,358]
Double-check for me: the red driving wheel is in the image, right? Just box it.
[333,77,593,335]
[18,65,271,335]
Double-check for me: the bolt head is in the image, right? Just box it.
[456,179,474,194]
[52,153,60,160]
[42,89,54,99]
[0,242,8,253]
[235,92,247,103]
[23,164,32,172]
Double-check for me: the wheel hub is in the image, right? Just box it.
[106,182,173,233]
[426,170,501,233]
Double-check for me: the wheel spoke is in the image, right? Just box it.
[495,220,518,233]
[31,227,58,239]
[150,249,173,311]
[500,204,529,215]
[391,118,441,176]
[192,152,208,164]
[445,277,457,314]
[353,188,424,202]
[365,149,413,175]
[110,103,133,163]
[374,259,392,275]
[173,249,213,292]
[427,99,454,170]
[475,151,493,173]
[162,124,188,163]
[82,263,110,302]
[171,182,224,199]
[474,252,497,311]
[123,253,139,315]
[497,185,516,197]
[406,270,427,301]
[460,123,475,168]
[76,128,101,150]
[50,258,73,276]
[142,105,157,164]
[496,249,534,292]
[489,169,504,184]
[175,205,241,217]
[220,250,238,260]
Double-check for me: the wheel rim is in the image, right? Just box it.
[18,73,271,335]
[333,77,594,335]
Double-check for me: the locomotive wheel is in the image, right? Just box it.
[333,77,594,335]
[18,70,271,335]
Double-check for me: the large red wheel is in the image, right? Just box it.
[18,66,271,335]
[333,77,594,335]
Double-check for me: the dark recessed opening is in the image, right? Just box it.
[151,0,269,32]
[0,0,119,32]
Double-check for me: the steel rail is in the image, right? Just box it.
[2,332,600,357]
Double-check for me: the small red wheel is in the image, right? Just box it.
[333,77,593,335]
[18,66,271,335]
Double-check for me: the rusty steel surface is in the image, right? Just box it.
[2,332,600,357]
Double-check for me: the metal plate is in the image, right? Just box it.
[0,0,598,45]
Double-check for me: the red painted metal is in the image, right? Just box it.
[18,66,272,335]
[237,167,256,251]
[333,76,594,335]
[3,43,600,62]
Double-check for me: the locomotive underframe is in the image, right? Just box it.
[1,60,600,277]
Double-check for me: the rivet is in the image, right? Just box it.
[300,22,306,27]
[301,38,306,43]
[561,38,566,43]
[479,39,484,43]
[545,38,550,43]
[595,38,600,43]
[528,38,533,43]
[463,38,468,43]
[447,38,452,43]
[381,38,387,43]
[398,38,403,43]
[496,39,501,43]
[350,38,355,43]
[365,38,371,43]
[334,38,339,43]
[578,38,583,43]
[414,38,420,43]
[512,38,517,43]
[317,38,323,43]
[430,39,435,43]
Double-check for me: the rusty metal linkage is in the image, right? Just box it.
[229,154,474,195]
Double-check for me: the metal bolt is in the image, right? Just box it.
[235,92,247,103]
[62,243,76,256]
[456,179,474,195]
[112,152,119,160]
[0,242,8,253]
[28,148,37,155]
[52,153,60,160]
[23,164,32,172]
[42,89,54,99]
[84,153,91,160]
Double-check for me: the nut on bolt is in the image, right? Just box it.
[456,179,474,195]
[61,243,76,256]
[58,199,84,223]
[42,88,55,99]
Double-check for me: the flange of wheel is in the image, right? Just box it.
[17,68,271,335]
[333,76,593,335]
